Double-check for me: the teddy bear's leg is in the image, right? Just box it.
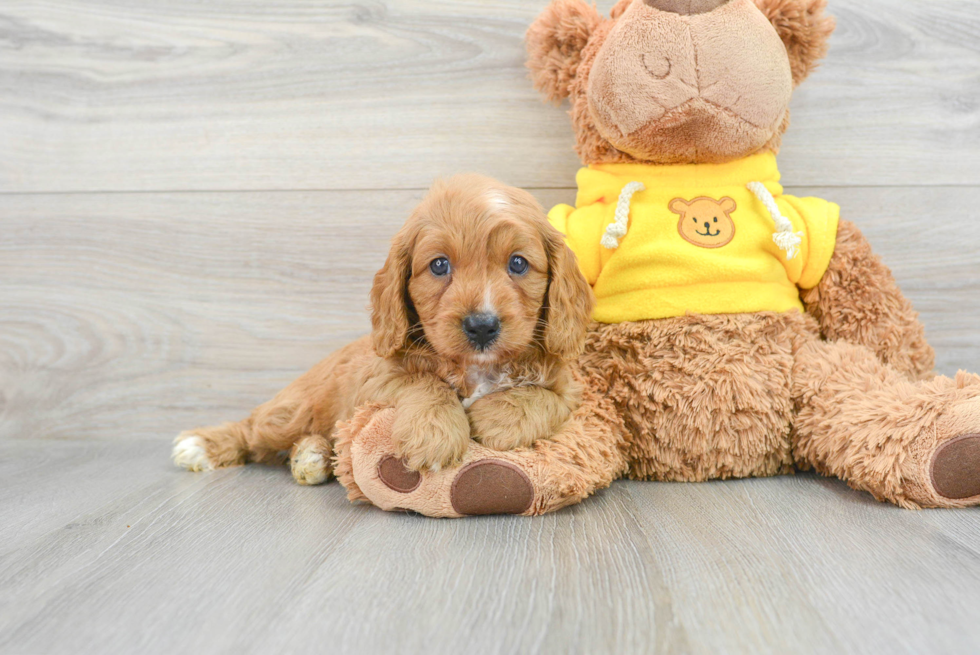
[332,383,630,517]
[801,219,935,381]
[791,337,980,508]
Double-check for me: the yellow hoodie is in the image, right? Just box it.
[548,152,840,323]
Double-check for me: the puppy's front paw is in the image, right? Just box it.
[472,422,536,452]
[172,434,214,472]
[469,389,571,451]
[392,405,470,472]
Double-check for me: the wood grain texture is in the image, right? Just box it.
[2,187,978,443]
[1,0,979,192]
[3,439,980,655]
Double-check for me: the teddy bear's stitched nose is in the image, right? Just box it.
[643,0,730,15]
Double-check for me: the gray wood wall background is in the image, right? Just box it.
[2,1,980,654]
[3,0,978,444]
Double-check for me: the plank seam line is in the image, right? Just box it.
[0,184,977,197]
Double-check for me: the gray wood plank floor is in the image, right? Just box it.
[5,440,980,655]
[2,0,980,653]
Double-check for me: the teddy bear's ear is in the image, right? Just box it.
[609,0,634,19]
[526,0,604,102]
[754,0,836,86]
[668,198,690,215]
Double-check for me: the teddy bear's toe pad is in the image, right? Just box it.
[931,434,980,499]
[377,456,422,493]
[450,460,533,515]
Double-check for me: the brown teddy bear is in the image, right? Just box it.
[332,0,980,516]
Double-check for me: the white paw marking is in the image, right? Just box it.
[291,449,329,485]
[172,435,213,472]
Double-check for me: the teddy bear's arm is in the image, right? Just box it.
[800,219,935,380]
[334,372,631,517]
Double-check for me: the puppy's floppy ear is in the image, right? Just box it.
[526,0,603,103]
[542,230,595,360]
[370,225,415,358]
[755,0,836,86]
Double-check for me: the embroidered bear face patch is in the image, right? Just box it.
[670,196,737,249]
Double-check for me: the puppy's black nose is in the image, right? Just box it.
[462,313,501,348]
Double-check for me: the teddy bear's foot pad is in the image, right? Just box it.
[931,434,980,499]
[377,456,422,493]
[449,460,534,515]
[375,455,533,516]
[341,406,541,517]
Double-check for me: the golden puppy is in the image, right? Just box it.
[172,174,594,483]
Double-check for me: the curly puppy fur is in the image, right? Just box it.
[173,174,593,478]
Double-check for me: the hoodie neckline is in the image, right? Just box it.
[576,152,782,207]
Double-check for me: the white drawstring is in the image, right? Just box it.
[601,181,645,250]
[601,180,802,258]
[747,181,803,260]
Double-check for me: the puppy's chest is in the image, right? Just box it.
[456,367,521,409]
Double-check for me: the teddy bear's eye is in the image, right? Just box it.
[692,217,697,223]
[714,217,718,223]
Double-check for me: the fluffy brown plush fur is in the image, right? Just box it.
[172,174,593,480]
[801,220,934,380]
[330,0,980,516]
[336,303,980,516]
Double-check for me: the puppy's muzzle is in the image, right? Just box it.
[462,313,501,349]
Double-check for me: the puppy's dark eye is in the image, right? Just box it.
[429,257,450,277]
[508,255,529,276]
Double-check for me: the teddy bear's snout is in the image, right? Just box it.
[643,0,730,16]
[586,0,794,161]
